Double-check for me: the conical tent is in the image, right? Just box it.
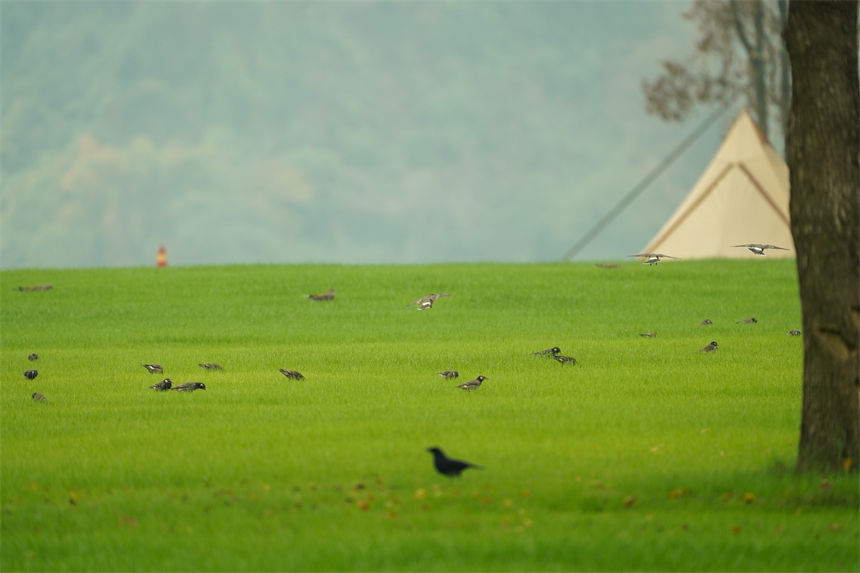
[642,110,794,259]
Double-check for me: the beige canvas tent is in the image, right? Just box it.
[642,110,794,259]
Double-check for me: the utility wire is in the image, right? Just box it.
[561,104,733,261]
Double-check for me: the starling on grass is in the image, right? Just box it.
[699,319,713,326]
[143,364,163,374]
[456,375,486,391]
[787,329,802,336]
[32,392,48,402]
[427,447,483,477]
[198,363,223,370]
[172,382,206,392]
[437,370,459,379]
[408,293,449,310]
[732,243,789,256]
[307,288,335,301]
[532,347,561,357]
[736,317,758,324]
[700,341,719,352]
[279,369,305,380]
[23,369,38,380]
[149,378,173,391]
[553,355,578,366]
[28,353,39,361]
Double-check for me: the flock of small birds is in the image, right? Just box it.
[18,253,800,479]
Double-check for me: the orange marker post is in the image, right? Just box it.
[156,246,167,267]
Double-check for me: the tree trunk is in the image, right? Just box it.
[784,1,860,473]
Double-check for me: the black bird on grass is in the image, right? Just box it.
[279,369,305,380]
[736,317,758,324]
[532,347,561,357]
[172,382,206,392]
[198,363,223,370]
[456,375,486,391]
[143,364,163,374]
[700,341,719,352]
[427,447,483,477]
[787,329,802,336]
[23,369,38,380]
[437,370,459,379]
[28,353,39,361]
[149,378,173,391]
[553,355,578,366]
[699,319,713,326]
[32,392,48,402]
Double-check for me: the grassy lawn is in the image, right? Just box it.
[1,260,857,571]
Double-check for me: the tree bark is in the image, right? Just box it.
[784,1,860,473]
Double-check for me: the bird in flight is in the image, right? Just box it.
[700,341,719,352]
[307,288,335,301]
[437,370,459,379]
[408,293,450,310]
[628,253,677,265]
[456,375,486,391]
[143,364,163,374]
[172,382,206,392]
[732,243,789,256]
[736,317,758,324]
[427,447,483,477]
[149,378,173,391]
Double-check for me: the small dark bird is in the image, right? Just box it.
[639,332,657,338]
[532,346,561,357]
[307,288,335,301]
[31,392,48,402]
[457,375,486,391]
[149,378,173,391]
[736,317,758,324]
[699,319,713,326]
[408,293,450,310]
[427,447,483,477]
[28,353,39,361]
[629,253,677,265]
[279,369,305,380]
[23,369,38,380]
[198,363,223,370]
[437,370,459,379]
[171,382,206,392]
[700,341,719,352]
[732,243,790,256]
[787,329,802,336]
[143,364,163,374]
[553,355,578,366]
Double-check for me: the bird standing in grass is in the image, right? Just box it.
[307,288,335,301]
[172,382,206,392]
[700,341,719,352]
[787,329,802,336]
[553,355,578,366]
[732,243,789,256]
[437,370,459,379]
[150,378,173,391]
[408,293,449,310]
[23,369,38,380]
[279,369,305,380]
[198,363,223,370]
[427,447,483,477]
[699,319,713,326]
[532,347,561,357]
[28,353,39,361]
[457,375,486,391]
[143,364,163,374]
[736,317,758,324]
[32,392,48,402]
[639,332,657,338]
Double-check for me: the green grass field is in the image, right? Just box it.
[1,261,857,572]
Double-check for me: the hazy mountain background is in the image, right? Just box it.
[1,1,736,269]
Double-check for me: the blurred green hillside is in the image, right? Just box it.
[1,1,715,268]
